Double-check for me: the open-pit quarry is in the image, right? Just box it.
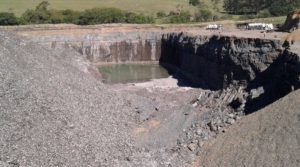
[0,24,300,167]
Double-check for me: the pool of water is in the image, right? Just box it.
[98,64,170,84]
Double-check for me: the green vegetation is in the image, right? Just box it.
[189,0,200,6]
[0,0,195,16]
[195,9,214,22]
[223,0,300,16]
[9,1,155,25]
[156,11,167,18]
[125,13,154,24]
[269,1,295,16]
[0,12,18,25]
[76,8,124,25]
[0,0,296,25]
[169,11,192,23]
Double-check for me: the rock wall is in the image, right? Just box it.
[34,32,162,63]
[160,33,300,113]
[32,31,300,90]
[160,33,284,89]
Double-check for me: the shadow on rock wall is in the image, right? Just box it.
[159,33,300,114]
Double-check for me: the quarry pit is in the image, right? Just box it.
[0,25,300,167]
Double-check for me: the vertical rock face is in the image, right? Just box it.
[79,39,161,63]
[160,33,283,89]
[160,33,300,113]
[41,32,163,63]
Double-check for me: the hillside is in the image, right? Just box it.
[0,0,199,16]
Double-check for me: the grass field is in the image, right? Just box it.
[0,0,285,24]
[0,0,200,16]
[235,16,287,24]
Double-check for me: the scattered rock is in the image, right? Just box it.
[250,86,265,99]
[198,141,204,147]
[196,129,203,136]
[187,143,198,151]
[226,118,236,125]
[125,157,131,161]
[8,160,19,166]
[227,113,235,118]
[208,122,217,132]
[192,102,198,107]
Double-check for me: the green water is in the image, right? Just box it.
[98,64,170,84]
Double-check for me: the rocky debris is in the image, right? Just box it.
[0,32,148,167]
[226,118,235,125]
[187,142,198,152]
[249,86,265,99]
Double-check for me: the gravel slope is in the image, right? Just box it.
[0,32,141,166]
[194,90,300,167]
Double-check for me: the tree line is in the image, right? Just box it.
[223,0,300,16]
[0,0,298,25]
[0,1,154,25]
[0,1,227,25]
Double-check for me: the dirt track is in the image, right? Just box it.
[0,23,289,40]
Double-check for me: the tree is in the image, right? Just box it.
[189,0,200,6]
[156,11,167,18]
[223,0,300,15]
[169,11,191,23]
[125,13,154,24]
[0,12,18,25]
[76,8,124,25]
[21,1,51,24]
[195,9,213,22]
[269,1,294,16]
[61,9,80,23]
[21,9,51,24]
[36,1,50,11]
[223,0,245,14]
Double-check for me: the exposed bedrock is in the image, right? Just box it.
[160,33,300,114]
[32,31,300,114]
[160,33,283,89]
[38,32,162,63]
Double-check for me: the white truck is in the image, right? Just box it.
[206,24,223,30]
[247,23,274,31]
